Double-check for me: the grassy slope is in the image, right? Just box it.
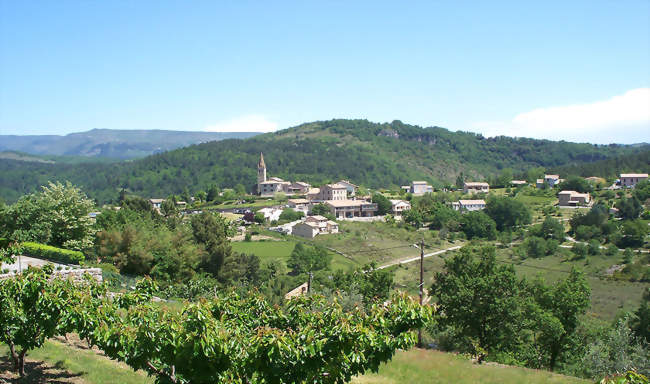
[353,349,589,384]
[0,342,588,384]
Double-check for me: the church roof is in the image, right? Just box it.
[258,152,265,168]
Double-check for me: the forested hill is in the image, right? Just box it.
[0,128,259,159]
[0,119,646,203]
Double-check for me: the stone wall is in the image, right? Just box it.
[0,267,103,283]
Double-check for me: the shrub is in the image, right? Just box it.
[588,239,602,256]
[21,242,85,264]
[572,243,588,260]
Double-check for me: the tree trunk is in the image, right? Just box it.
[18,350,27,377]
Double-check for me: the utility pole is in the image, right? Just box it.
[307,271,313,293]
[418,238,424,348]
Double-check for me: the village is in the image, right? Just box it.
[143,153,648,242]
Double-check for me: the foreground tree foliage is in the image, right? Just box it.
[430,245,590,371]
[0,265,77,376]
[80,281,433,384]
[0,266,431,383]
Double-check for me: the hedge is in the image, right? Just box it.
[21,242,85,264]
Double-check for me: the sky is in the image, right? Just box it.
[0,1,648,144]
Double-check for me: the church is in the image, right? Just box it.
[256,153,311,197]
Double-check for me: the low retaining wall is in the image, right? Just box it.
[0,267,103,283]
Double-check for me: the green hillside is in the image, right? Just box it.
[0,119,645,203]
[0,128,259,159]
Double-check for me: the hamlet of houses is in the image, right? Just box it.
[142,155,647,240]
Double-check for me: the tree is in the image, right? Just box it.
[571,242,588,259]
[82,289,432,384]
[531,268,590,370]
[310,203,330,216]
[206,184,220,202]
[372,193,392,215]
[579,317,649,379]
[523,236,547,258]
[617,196,643,220]
[287,243,331,275]
[403,209,424,228]
[0,182,96,250]
[485,196,531,231]
[540,216,565,241]
[631,287,650,343]
[190,212,234,277]
[0,265,77,376]
[460,211,497,240]
[558,176,593,193]
[430,245,527,353]
[279,208,304,222]
[619,220,649,248]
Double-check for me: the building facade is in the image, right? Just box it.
[463,182,489,194]
[620,173,648,187]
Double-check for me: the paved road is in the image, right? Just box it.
[377,245,463,270]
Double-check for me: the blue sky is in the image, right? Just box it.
[1,1,648,143]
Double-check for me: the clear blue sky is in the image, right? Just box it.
[1,1,648,143]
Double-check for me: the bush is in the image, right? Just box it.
[21,242,85,264]
[588,239,602,256]
[572,243,588,260]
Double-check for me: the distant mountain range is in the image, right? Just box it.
[1,119,648,204]
[0,129,260,159]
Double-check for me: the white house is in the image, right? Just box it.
[257,207,283,222]
[620,173,648,188]
[452,199,486,212]
[409,181,433,195]
[537,174,562,189]
[287,198,311,214]
[390,199,411,215]
[337,180,358,197]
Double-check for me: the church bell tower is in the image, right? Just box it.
[257,152,267,194]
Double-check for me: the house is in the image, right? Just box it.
[558,191,591,207]
[324,200,378,219]
[257,207,283,222]
[620,173,648,188]
[287,198,311,214]
[284,282,309,300]
[463,182,489,194]
[288,181,311,195]
[452,199,486,212]
[511,180,527,187]
[390,199,411,215]
[337,180,358,197]
[149,199,165,210]
[409,181,433,195]
[292,215,339,238]
[175,201,187,210]
[313,183,348,202]
[537,174,562,189]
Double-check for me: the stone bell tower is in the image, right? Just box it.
[257,152,267,194]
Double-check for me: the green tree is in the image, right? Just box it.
[485,196,532,231]
[461,211,497,240]
[0,182,96,250]
[206,184,220,202]
[617,196,643,220]
[631,287,650,343]
[619,220,649,248]
[531,268,590,370]
[190,212,234,276]
[430,245,527,353]
[540,216,565,241]
[523,236,547,258]
[310,203,331,216]
[287,243,331,275]
[403,208,424,228]
[558,176,593,193]
[0,266,77,376]
[372,193,392,215]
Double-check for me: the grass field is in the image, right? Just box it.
[352,349,589,384]
[231,239,357,271]
[0,341,589,384]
